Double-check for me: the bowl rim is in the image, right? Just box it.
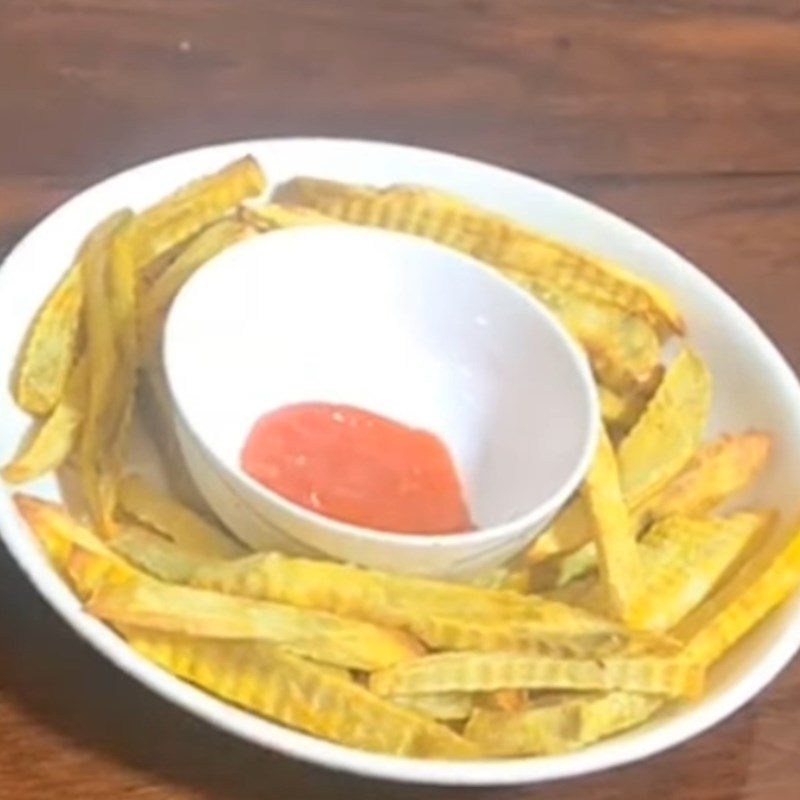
[163,223,600,546]
[1,136,800,787]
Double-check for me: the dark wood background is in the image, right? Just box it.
[2,1,800,797]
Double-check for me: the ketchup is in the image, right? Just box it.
[241,403,472,534]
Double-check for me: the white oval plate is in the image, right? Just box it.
[2,138,800,787]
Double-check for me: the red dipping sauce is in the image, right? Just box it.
[241,403,472,534]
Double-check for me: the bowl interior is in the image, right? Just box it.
[165,225,596,530]
[1,137,800,786]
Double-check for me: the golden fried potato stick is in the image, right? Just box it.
[388,691,474,721]
[369,651,703,699]
[406,613,643,657]
[631,433,772,533]
[581,428,643,625]
[238,201,338,231]
[127,155,266,266]
[676,520,800,666]
[128,631,479,758]
[618,348,712,508]
[78,213,138,534]
[2,358,87,483]
[87,578,422,671]
[14,495,137,597]
[138,218,254,355]
[277,178,683,337]
[464,692,662,756]
[117,474,244,558]
[12,210,132,416]
[187,550,621,634]
[630,512,772,632]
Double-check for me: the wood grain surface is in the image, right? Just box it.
[2,1,800,798]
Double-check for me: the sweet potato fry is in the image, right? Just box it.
[129,631,478,758]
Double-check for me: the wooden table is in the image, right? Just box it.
[2,1,800,797]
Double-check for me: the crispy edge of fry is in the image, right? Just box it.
[617,348,712,508]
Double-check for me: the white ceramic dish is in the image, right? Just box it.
[1,138,800,787]
[165,225,598,578]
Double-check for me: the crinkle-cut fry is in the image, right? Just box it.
[598,384,648,434]
[618,348,712,508]
[118,474,244,558]
[110,524,213,583]
[238,201,338,231]
[139,218,254,354]
[406,613,644,657]
[78,213,138,534]
[631,433,772,534]
[369,651,703,699]
[12,210,132,416]
[127,631,479,758]
[127,155,266,265]
[87,578,422,671]
[676,520,800,667]
[464,692,663,756]
[188,550,619,632]
[628,512,771,632]
[14,495,137,596]
[526,494,593,565]
[2,357,87,483]
[388,691,474,721]
[506,275,663,395]
[582,427,643,625]
[277,178,683,336]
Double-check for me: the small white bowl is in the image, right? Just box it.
[164,225,598,578]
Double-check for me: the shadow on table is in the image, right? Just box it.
[0,540,759,800]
